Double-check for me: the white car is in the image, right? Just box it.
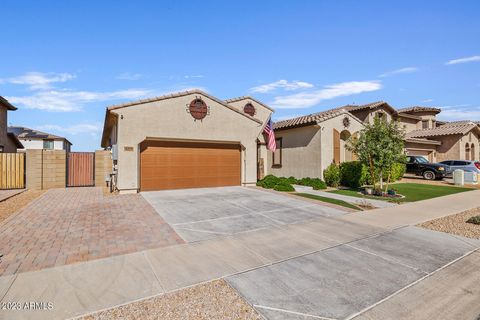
[439,160,480,176]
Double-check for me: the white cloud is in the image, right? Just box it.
[0,72,75,89]
[184,75,204,79]
[7,88,152,112]
[379,67,418,78]
[250,80,314,93]
[445,55,480,65]
[271,80,382,109]
[439,105,480,121]
[37,122,102,136]
[116,72,143,80]
[421,98,434,103]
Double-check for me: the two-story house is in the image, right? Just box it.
[0,96,23,152]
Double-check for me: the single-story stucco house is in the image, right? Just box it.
[101,89,273,193]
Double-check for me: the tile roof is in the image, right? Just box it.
[405,137,441,145]
[8,126,72,144]
[273,108,356,130]
[397,106,441,114]
[406,121,479,138]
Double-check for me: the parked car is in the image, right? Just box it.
[405,156,451,180]
[439,160,480,176]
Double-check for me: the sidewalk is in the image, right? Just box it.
[294,185,397,208]
[341,189,480,229]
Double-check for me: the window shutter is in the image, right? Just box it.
[333,129,340,165]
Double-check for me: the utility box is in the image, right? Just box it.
[464,171,478,184]
[453,169,464,186]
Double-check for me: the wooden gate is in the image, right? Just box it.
[67,152,95,187]
[0,153,25,189]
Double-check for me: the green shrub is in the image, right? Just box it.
[323,163,340,187]
[273,181,295,192]
[260,175,280,189]
[297,177,327,190]
[286,176,299,184]
[340,161,368,188]
[466,215,480,225]
[389,163,406,181]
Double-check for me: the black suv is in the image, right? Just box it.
[406,156,451,180]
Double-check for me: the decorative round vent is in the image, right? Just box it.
[343,116,350,128]
[244,103,256,116]
[187,98,209,120]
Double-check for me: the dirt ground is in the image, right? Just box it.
[79,280,261,320]
[419,207,480,239]
[0,189,45,224]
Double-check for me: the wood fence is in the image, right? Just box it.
[67,152,95,187]
[0,153,25,189]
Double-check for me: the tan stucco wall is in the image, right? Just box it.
[95,150,113,187]
[268,113,363,180]
[227,98,272,125]
[319,114,364,176]
[111,93,269,192]
[398,117,420,133]
[436,135,461,162]
[269,125,322,179]
[459,132,479,161]
[351,106,394,125]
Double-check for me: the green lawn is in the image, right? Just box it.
[294,193,362,210]
[328,183,472,203]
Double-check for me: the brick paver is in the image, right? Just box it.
[0,187,184,276]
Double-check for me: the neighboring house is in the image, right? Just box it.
[100,89,273,193]
[273,102,480,179]
[0,96,23,152]
[7,126,72,152]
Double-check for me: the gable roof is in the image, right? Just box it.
[224,96,274,112]
[273,108,362,130]
[341,101,397,115]
[101,89,264,147]
[397,106,441,114]
[107,89,262,125]
[396,112,421,120]
[8,126,72,145]
[406,121,480,138]
[0,96,17,110]
[405,137,441,146]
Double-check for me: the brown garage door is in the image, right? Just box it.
[140,140,241,191]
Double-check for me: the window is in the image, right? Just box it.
[422,120,429,129]
[0,145,3,152]
[43,139,54,149]
[453,161,468,166]
[272,138,282,167]
[376,112,385,121]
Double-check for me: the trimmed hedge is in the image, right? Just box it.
[298,177,327,190]
[339,161,368,188]
[273,181,295,192]
[323,163,341,187]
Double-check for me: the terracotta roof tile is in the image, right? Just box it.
[406,121,479,138]
[398,106,441,114]
[273,108,354,130]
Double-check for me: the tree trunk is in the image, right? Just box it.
[368,156,376,188]
[385,172,391,193]
[379,171,383,191]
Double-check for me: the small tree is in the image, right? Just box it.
[347,117,406,192]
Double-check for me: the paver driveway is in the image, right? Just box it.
[0,187,183,276]
[142,186,347,242]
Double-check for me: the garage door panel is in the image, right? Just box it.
[140,141,241,191]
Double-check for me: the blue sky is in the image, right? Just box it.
[2,0,479,151]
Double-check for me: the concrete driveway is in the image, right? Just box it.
[226,226,479,320]
[142,186,347,242]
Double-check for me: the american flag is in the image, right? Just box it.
[263,118,276,152]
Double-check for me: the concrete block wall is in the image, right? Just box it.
[94,150,112,187]
[26,149,66,190]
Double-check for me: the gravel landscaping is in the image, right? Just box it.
[0,189,45,224]
[419,207,480,239]
[79,280,261,320]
